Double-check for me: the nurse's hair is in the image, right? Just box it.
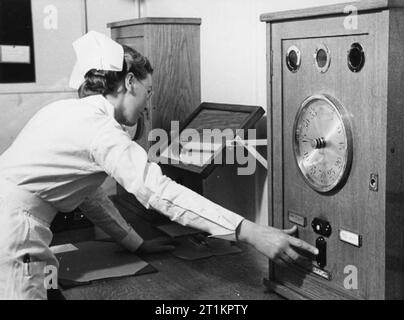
[78,45,153,98]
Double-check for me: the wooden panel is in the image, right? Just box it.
[281,34,385,299]
[146,24,201,134]
[260,0,404,22]
[114,37,145,55]
[110,21,202,151]
[203,163,257,221]
[266,8,398,299]
[107,17,202,28]
[265,22,276,281]
[385,9,404,300]
[110,25,145,40]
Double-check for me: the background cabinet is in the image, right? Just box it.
[108,17,201,150]
[108,17,202,215]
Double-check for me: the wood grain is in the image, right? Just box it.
[260,0,404,23]
[265,5,404,300]
[109,18,201,151]
[385,9,404,300]
[108,17,202,28]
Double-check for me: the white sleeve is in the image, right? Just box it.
[89,124,245,241]
[79,187,144,252]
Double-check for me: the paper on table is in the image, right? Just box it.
[159,144,218,167]
[51,243,79,255]
[54,241,151,284]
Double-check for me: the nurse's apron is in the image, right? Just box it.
[0,178,58,300]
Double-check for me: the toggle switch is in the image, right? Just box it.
[316,237,327,269]
[312,218,332,237]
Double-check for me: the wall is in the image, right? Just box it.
[143,0,352,224]
[0,0,139,153]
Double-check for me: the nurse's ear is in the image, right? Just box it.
[125,72,137,95]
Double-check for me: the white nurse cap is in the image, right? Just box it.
[69,31,124,89]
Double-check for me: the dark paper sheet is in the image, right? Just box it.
[51,241,156,288]
[156,223,202,238]
[172,236,242,261]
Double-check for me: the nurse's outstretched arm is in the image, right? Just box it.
[89,124,318,263]
[79,187,144,252]
[79,186,175,254]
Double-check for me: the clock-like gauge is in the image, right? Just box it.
[293,94,353,193]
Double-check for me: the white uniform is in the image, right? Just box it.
[0,95,244,300]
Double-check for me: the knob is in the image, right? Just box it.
[312,218,332,237]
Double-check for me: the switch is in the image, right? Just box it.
[312,218,332,237]
[316,237,327,269]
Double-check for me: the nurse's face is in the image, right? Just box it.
[119,73,153,126]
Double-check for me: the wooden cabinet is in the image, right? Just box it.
[108,17,201,150]
[108,17,201,214]
[261,0,404,300]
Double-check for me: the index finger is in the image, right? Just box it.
[288,236,319,255]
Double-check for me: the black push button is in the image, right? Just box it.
[312,218,332,237]
[316,237,327,269]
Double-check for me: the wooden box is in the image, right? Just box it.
[108,17,201,209]
[108,17,202,150]
[261,0,404,300]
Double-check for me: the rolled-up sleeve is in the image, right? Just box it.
[89,122,245,241]
[79,187,144,252]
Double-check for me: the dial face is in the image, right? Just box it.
[293,95,353,193]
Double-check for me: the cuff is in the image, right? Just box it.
[119,228,144,252]
[208,217,245,242]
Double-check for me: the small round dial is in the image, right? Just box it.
[293,94,353,193]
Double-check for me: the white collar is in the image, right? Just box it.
[82,95,116,119]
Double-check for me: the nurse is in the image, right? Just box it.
[0,31,318,300]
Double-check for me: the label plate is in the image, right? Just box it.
[339,229,362,247]
[288,210,306,227]
[312,266,332,281]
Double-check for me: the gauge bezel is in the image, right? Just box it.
[347,43,365,73]
[314,44,331,73]
[292,94,353,193]
[286,45,302,73]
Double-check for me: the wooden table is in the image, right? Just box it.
[52,198,283,300]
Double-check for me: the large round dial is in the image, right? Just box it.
[293,94,353,193]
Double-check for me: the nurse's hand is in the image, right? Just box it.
[137,237,176,254]
[237,220,318,265]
